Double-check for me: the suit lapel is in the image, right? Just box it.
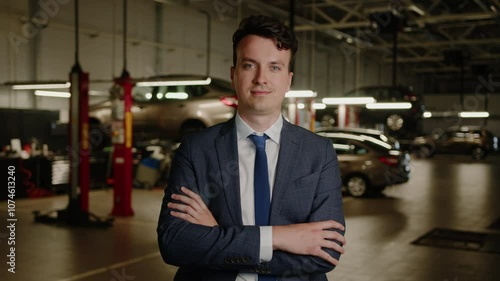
[270,119,300,223]
[214,118,243,226]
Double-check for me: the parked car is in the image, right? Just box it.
[316,127,401,150]
[411,126,499,160]
[316,131,411,197]
[345,85,425,137]
[89,75,237,145]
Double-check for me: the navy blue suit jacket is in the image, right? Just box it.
[157,117,345,281]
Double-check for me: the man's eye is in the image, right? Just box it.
[242,63,255,69]
[271,65,281,71]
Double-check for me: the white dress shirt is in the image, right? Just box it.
[235,113,282,281]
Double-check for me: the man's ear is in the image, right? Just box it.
[287,72,294,91]
[230,66,235,88]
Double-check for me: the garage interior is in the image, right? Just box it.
[1,0,500,280]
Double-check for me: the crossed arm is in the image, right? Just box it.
[169,186,346,267]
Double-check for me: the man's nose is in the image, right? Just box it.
[253,68,268,85]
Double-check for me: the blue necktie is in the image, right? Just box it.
[248,134,271,226]
[248,134,276,281]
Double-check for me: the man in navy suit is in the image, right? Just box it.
[157,15,346,281]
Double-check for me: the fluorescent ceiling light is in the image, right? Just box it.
[366,102,412,109]
[286,90,317,98]
[297,103,305,109]
[34,90,71,98]
[165,92,188,99]
[312,103,326,109]
[13,82,71,90]
[136,77,211,87]
[458,111,489,118]
[423,111,432,118]
[322,97,376,105]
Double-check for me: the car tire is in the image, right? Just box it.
[414,144,434,158]
[345,175,370,197]
[386,114,404,131]
[320,114,336,128]
[471,146,486,160]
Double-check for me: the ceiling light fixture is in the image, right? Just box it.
[34,90,71,98]
[366,102,412,109]
[11,82,71,90]
[285,90,317,98]
[322,97,376,105]
[136,77,211,87]
[458,111,489,118]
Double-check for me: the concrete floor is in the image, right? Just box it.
[1,154,500,281]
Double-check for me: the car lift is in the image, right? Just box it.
[34,0,113,227]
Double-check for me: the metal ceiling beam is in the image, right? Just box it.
[245,0,370,47]
[383,54,500,63]
[369,38,500,49]
[295,12,499,31]
[313,6,337,23]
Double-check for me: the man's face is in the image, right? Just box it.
[231,35,293,118]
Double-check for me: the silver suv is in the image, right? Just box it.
[89,75,237,144]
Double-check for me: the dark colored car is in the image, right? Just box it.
[345,85,425,136]
[411,126,499,160]
[89,75,237,144]
[316,131,411,197]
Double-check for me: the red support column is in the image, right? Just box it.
[79,72,90,212]
[111,72,134,217]
[68,68,90,213]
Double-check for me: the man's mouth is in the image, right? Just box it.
[250,89,271,95]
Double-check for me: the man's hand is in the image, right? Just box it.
[168,186,218,227]
[272,221,346,266]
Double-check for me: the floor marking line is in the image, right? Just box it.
[55,252,161,281]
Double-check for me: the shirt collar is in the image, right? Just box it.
[235,113,282,144]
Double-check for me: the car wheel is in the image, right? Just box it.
[345,175,369,197]
[320,114,336,128]
[386,114,404,131]
[472,146,486,160]
[414,145,433,158]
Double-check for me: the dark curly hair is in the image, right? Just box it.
[232,15,298,71]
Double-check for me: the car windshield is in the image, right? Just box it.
[317,129,400,149]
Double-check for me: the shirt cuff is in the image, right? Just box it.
[259,226,273,262]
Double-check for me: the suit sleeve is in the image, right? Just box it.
[157,137,262,271]
[259,138,346,277]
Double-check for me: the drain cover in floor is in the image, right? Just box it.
[412,228,500,254]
